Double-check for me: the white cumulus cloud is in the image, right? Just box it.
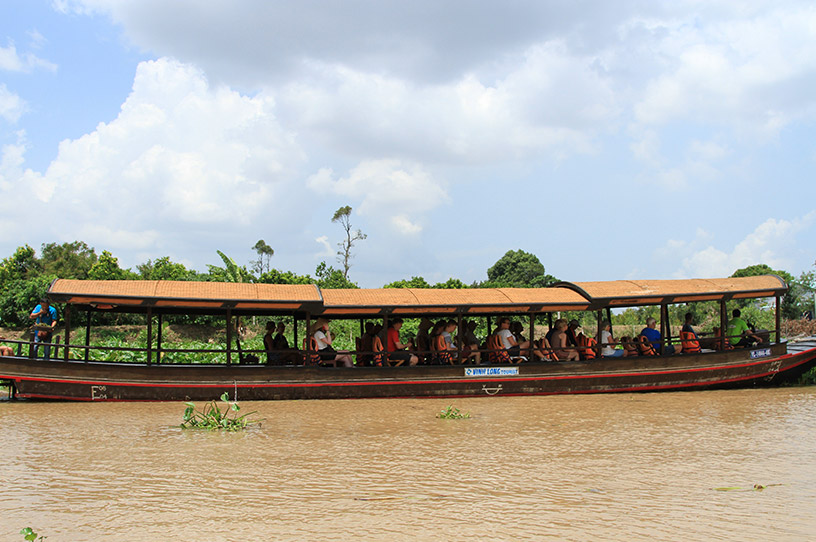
[668,214,816,278]
[307,159,448,235]
[0,57,305,256]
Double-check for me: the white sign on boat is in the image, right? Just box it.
[465,367,519,377]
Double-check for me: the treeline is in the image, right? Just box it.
[0,241,813,331]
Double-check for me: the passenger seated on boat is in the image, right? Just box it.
[414,317,433,364]
[440,320,460,364]
[274,322,300,365]
[712,326,733,351]
[637,335,657,356]
[428,320,446,364]
[598,321,624,358]
[433,320,458,364]
[358,322,376,367]
[726,309,764,348]
[497,317,531,362]
[461,320,481,364]
[0,334,13,357]
[640,317,675,354]
[619,337,639,357]
[486,332,512,364]
[679,313,701,354]
[566,320,580,347]
[510,321,527,343]
[577,333,597,360]
[302,336,322,365]
[387,318,419,366]
[550,319,580,361]
[534,337,556,361]
[312,318,353,368]
[263,321,280,364]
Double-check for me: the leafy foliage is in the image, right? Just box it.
[87,250,137,280]
[19,527,45,541]
[180,392,262,431]
[436,405,471,419]
[258,268,314,285]
[315,261,358,289]
[731,264,799,319]
[0,276,56,327]
[207,250,254,283]
[40,241,98,279]
[383,276,468,289]
[0,245,40,284]
[482,250,557,288]
[384,276,432,289]
[138,256,196,281]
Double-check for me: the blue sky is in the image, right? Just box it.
[1,0,814,287]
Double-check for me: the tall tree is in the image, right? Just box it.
[138,256,194,281]
[731,264,799,319]
[87,251,135,280]
[40,241,98,279]
[384,276,432,289]
[0,245,40,285]
[483,250,557,288]
[315,261,358,289]
[332,205,366,280]
[250,239,274,276]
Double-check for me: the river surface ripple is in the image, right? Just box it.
[1,387,816,541]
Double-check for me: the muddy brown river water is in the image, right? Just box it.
[2,388,816,541]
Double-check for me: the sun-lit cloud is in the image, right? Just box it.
[666,214,816,278]
[0,41,57,73]
[0,57,306,255]
[307,159,448,235]
[0,85,26,124]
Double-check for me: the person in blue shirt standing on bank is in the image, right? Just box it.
[30,298,57,359]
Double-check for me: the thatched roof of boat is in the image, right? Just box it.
[320,287,589,315]
[556,275,787,308]
[48,279,322,312]
[46,275,787,315]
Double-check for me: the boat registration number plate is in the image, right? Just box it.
[465,367,519,376]
[750,348,771,359]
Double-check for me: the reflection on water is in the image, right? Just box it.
[2,388,816,541]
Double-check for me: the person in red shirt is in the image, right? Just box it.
[386,318,419,366]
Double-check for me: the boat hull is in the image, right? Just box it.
[2,343,815,402]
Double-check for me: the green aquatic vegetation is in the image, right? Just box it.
[436,405,471,419]
[180,392,262,431]
[20,527,45,541]
[798,366,816,386]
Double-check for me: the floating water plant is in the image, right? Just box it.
[436,405,471,419]
[180,392,262,431]
[20,527,45,541]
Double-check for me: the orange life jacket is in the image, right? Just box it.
[679,331,701,353]
[538,338,555,361]
[713,327,734,351]
[487,333,511,364]
[302,336,322,365]
[434,334,452,364]
[372,335,385,367]
[637,335,656,356]
[578,333,597,360]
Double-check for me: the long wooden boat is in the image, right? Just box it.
[1,275,814,401]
